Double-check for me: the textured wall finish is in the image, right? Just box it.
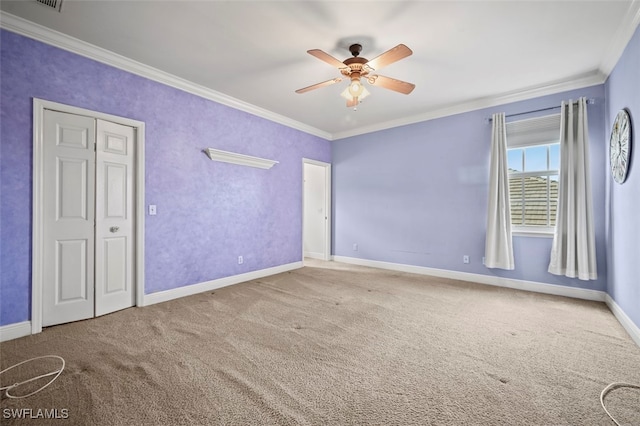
[605,25,640,329]
[0,30,330,326]
[332,84,608,292]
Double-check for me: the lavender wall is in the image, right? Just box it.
[0,30,331,326]
[332,85,607,291]
[605,25,640,329]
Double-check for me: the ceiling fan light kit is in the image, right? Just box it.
[341,85,370,109]
[348,77,364,97]
[296,43,415,108]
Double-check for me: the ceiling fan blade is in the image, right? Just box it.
[307,49,349,70]
[368,75,415,94]
[364,44,413,71]
[295,78,343,94]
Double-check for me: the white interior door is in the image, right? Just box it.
[42,110,96,326]
[303,160,331,261]
[42,111,135,327]
[95,119,135,316]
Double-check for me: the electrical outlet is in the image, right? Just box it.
[353,243,358,251]
[463,255,470,264]
[238,256,243,265]
[482,257,485,265]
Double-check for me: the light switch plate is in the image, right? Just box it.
[149,205,157,215]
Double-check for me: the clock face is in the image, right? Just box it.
[610,110,631,184]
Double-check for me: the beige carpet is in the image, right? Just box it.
[1,261,639,425]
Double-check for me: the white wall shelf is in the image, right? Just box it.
[204,148,278,169]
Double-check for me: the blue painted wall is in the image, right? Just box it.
[605,25,640,329]
[0,30,331,326]
[1,24,638,334]
[332,84,608,291]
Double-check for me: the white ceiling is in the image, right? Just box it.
[1,1,639,140]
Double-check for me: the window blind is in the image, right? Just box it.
[506,113,561,148]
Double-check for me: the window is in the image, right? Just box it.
[506,114,561,234]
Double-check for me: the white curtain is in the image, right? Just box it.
[548,98,597,280]
[485,112,514,270]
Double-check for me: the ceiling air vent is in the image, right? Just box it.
[35,0,63,12]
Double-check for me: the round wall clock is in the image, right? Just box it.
[609,109,631,184]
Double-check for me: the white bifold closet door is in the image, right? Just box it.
[42,110,135,327]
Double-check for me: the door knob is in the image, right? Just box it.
[110,226,119,233]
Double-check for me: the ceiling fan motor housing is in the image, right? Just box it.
[342,57,369,78]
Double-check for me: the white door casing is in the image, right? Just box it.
[302,159,331,261]
[95,120,135,316]
[33,99,146,334]
[303,163,326,258]
[42,111,96,326]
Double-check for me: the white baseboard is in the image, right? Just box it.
[332,256,640,347]
[0,321,32,342]
[605,295,640,347]
[332,256,606,302]
[0,262,302,340]
[143,261,303,306]
[4,259,637,348]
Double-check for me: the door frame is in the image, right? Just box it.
[302,158,332,261]
[31,98,146,334]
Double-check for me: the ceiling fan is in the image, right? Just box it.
[296,43,415,108]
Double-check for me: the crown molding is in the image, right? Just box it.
[0,12,332,141]
[598,0,640,78]
[332,71,606,140]
[332,0,640,140]
[2,5,638,142]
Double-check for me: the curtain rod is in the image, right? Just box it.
[486,98,595,122]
